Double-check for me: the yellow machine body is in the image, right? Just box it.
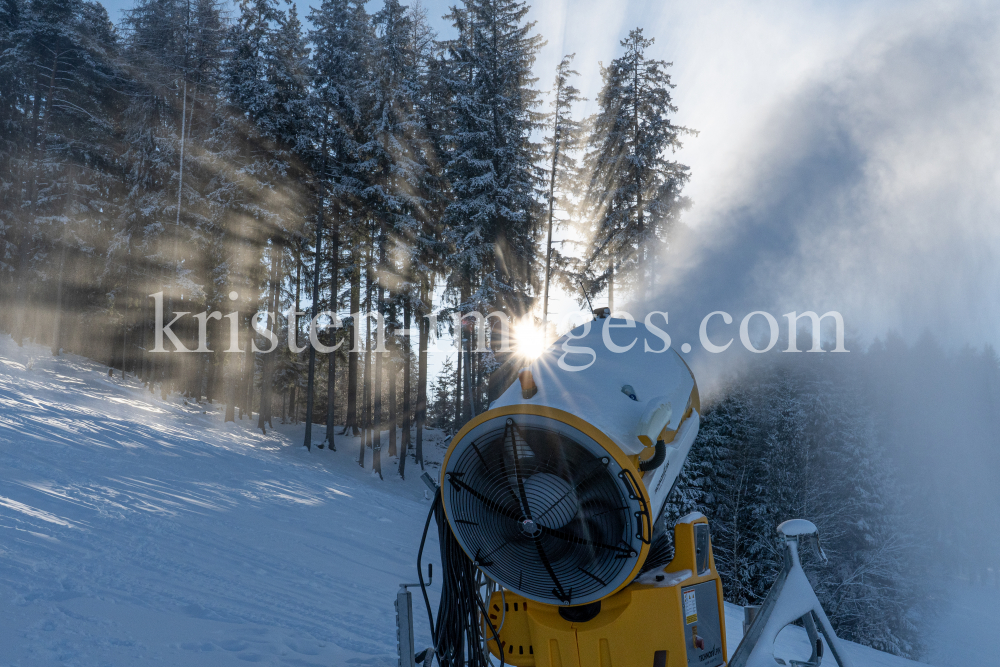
[484,515,727,667]
[436,319,726,666]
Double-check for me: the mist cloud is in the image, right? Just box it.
[646,1,1000,366]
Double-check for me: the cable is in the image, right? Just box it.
[417,489,439,642]
[417,490,504,667]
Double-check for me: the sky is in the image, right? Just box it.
[99,0,1000,371]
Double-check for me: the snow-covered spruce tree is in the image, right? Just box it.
[441,0,544,315]
[364,0,431,473]
[366,0,407,470]
[704,370,806,606]
[117,0,231,396]
[306,0,372,450]
[580,28,691,308]
[796,359,924,658]
[540,53,585,327]
[662,388,738,558]
[685,356,927,658]
[440,0,544,425]
[427,355,456,434]
[221,0,310,428]
[408,3,450,469]
[1,0,122,349]
[0,0,27,304]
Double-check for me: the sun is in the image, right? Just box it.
[513,319,548,361]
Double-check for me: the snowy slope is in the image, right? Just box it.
[0,336,930,666]
[923,582,1000,667]
[0,337,447,666]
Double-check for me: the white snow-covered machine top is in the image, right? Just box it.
[491,317,699,457]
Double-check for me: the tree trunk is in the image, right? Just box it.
[51,235,67,356]
[222,288,240,422]
[398,296,411,479]
[324,210,339,449]
[373,222,385,479]
[259,242,280,433]
[388,344,397,458]
[225,327,237,422]
[608,262,615,311]
[242,310,255,419]
[543,76,562,328]
[455,329,463,432]
[121,272,132,379]
[360,245,372,467]
[293,242,302,424]
[415,282,429,470]
[304,141,327,450]
[141,299,153,387]
[475,336,485,415]
[633,55,645,307]
[465,333,476,422]
[345,257,361,435]
[361,324,370,467]
[387,293,396,458]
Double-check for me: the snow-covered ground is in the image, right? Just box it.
[0,337,449,665]
[924,581,1000,667]
[0,336,938,666]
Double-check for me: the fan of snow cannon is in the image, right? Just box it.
[442,412,649,607]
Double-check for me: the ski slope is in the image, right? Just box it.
[0,336,930,666]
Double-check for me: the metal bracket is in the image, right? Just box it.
[728,519,853,667]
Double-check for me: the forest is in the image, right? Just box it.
[0,0,690,477]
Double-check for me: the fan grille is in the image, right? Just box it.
[443,413,647,606]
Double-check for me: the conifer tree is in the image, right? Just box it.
[3,0,122,347]
[408,3,448,466]
[427,355,456,433]
[581,28,691,307]
[442,0,544,319]
[540,53,585,327]
[682,356,927,657]
[306,0,371,449]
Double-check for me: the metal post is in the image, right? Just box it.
[396,586,416,667]
[396,564,432,667]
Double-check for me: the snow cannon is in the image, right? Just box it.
[436,314,729,667]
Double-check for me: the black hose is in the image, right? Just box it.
[639,439,667,472]
[417,489,503,667]
[417,489,439,641]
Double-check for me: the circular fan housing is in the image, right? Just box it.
[441,410,651,606]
